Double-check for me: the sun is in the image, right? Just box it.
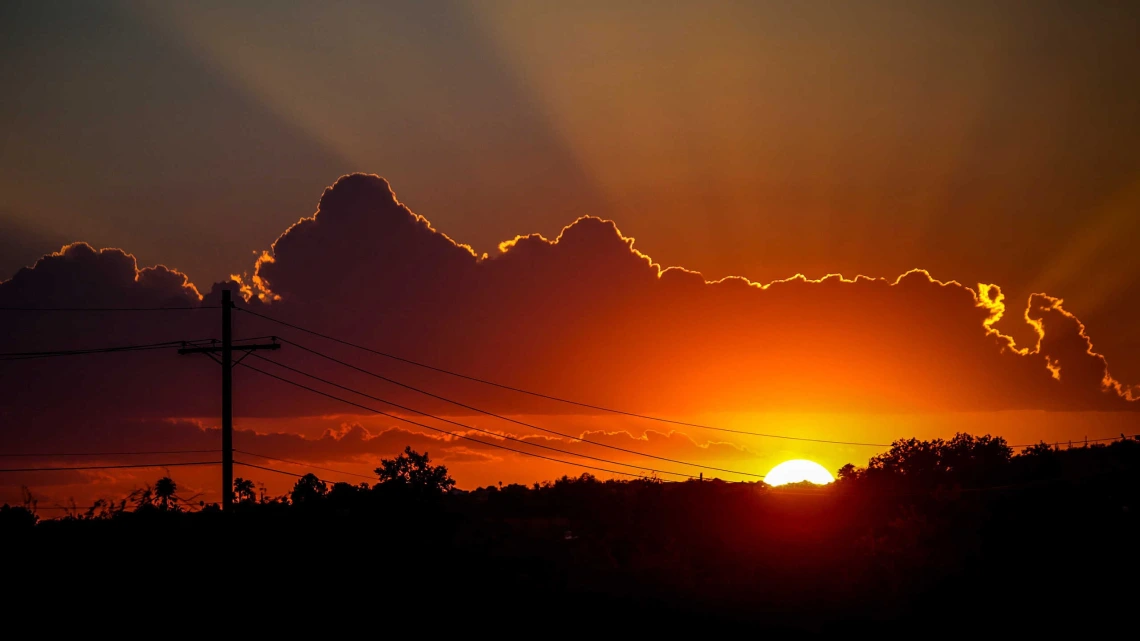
[764,459,835,486]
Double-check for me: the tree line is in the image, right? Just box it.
[4,434,1137,632]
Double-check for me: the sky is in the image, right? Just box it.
[2,1,1139,506]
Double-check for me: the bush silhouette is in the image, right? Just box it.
[375,446,455,494]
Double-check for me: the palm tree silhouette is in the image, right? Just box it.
[234,477,256,504]
[155,477,177,511]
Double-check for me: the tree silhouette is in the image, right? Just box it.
[0,503,37,530]
[234,477,256,504]
[852,432,1013,490]
[290,473,328,505]
[130,485,154,510]
[375,447,455,494]
[155,477,178,511]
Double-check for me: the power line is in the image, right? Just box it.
[245,354,735,480]
[180,336,279,345]
[244,354,711,479]
[28,505,122,511]
[0,334,276,364]
[0,461,220,473]
[236,362,683,480]
[0,338,217,361]
[1008,435,1138,449]
[1,341,184,358]
[234,449,376,481]
[30,501,200,512]
[237,307,891,447]
[0,449,221,458]
[235,460,337,485]
[175,289,283,513]
[243,311,1140,451]
[0,347,174,361]
[232,335,281,343]
[276,337,768,478]
[0,306,220,311]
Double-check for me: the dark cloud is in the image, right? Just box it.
[247,174,1137,415]
[0,412,758,507]
[0,242,201,306]
[0,243,220,420]
[2,174,1137,472]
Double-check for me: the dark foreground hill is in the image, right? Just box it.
[4,435,1138,633]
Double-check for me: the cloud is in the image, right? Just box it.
[0,411,760,474]
[1,241,201,305]
[437,447,501,464]
[1,173,1136,476]
[244,173,1136,415]
[0,243,255,425]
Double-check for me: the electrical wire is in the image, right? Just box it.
[0,338,218,361]
[0,306,220,311]
[273,337,769,478]
[0,449,221,458]
[235,460,336,485]
[1008,434,1138,449]
[0,306,1129,487]
[28,506,121,511]
[240,310,1140,451]
[236,307,892,447]
[245,354,737,480]
[0,461,220,472]
[0,336,274,362]
[230,336,282,344]
[236,362,686,480]
[234,449,376,481]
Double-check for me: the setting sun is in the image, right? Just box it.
[765,460,836,486]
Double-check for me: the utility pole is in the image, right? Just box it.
[179,289,280,511]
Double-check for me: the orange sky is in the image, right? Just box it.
[2,1,1139,508]
[3,1,1140,378]
[2,173,1138,509]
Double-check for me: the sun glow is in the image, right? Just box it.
[765,459,835,486]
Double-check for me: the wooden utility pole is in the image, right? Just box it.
[179,290,280,511]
